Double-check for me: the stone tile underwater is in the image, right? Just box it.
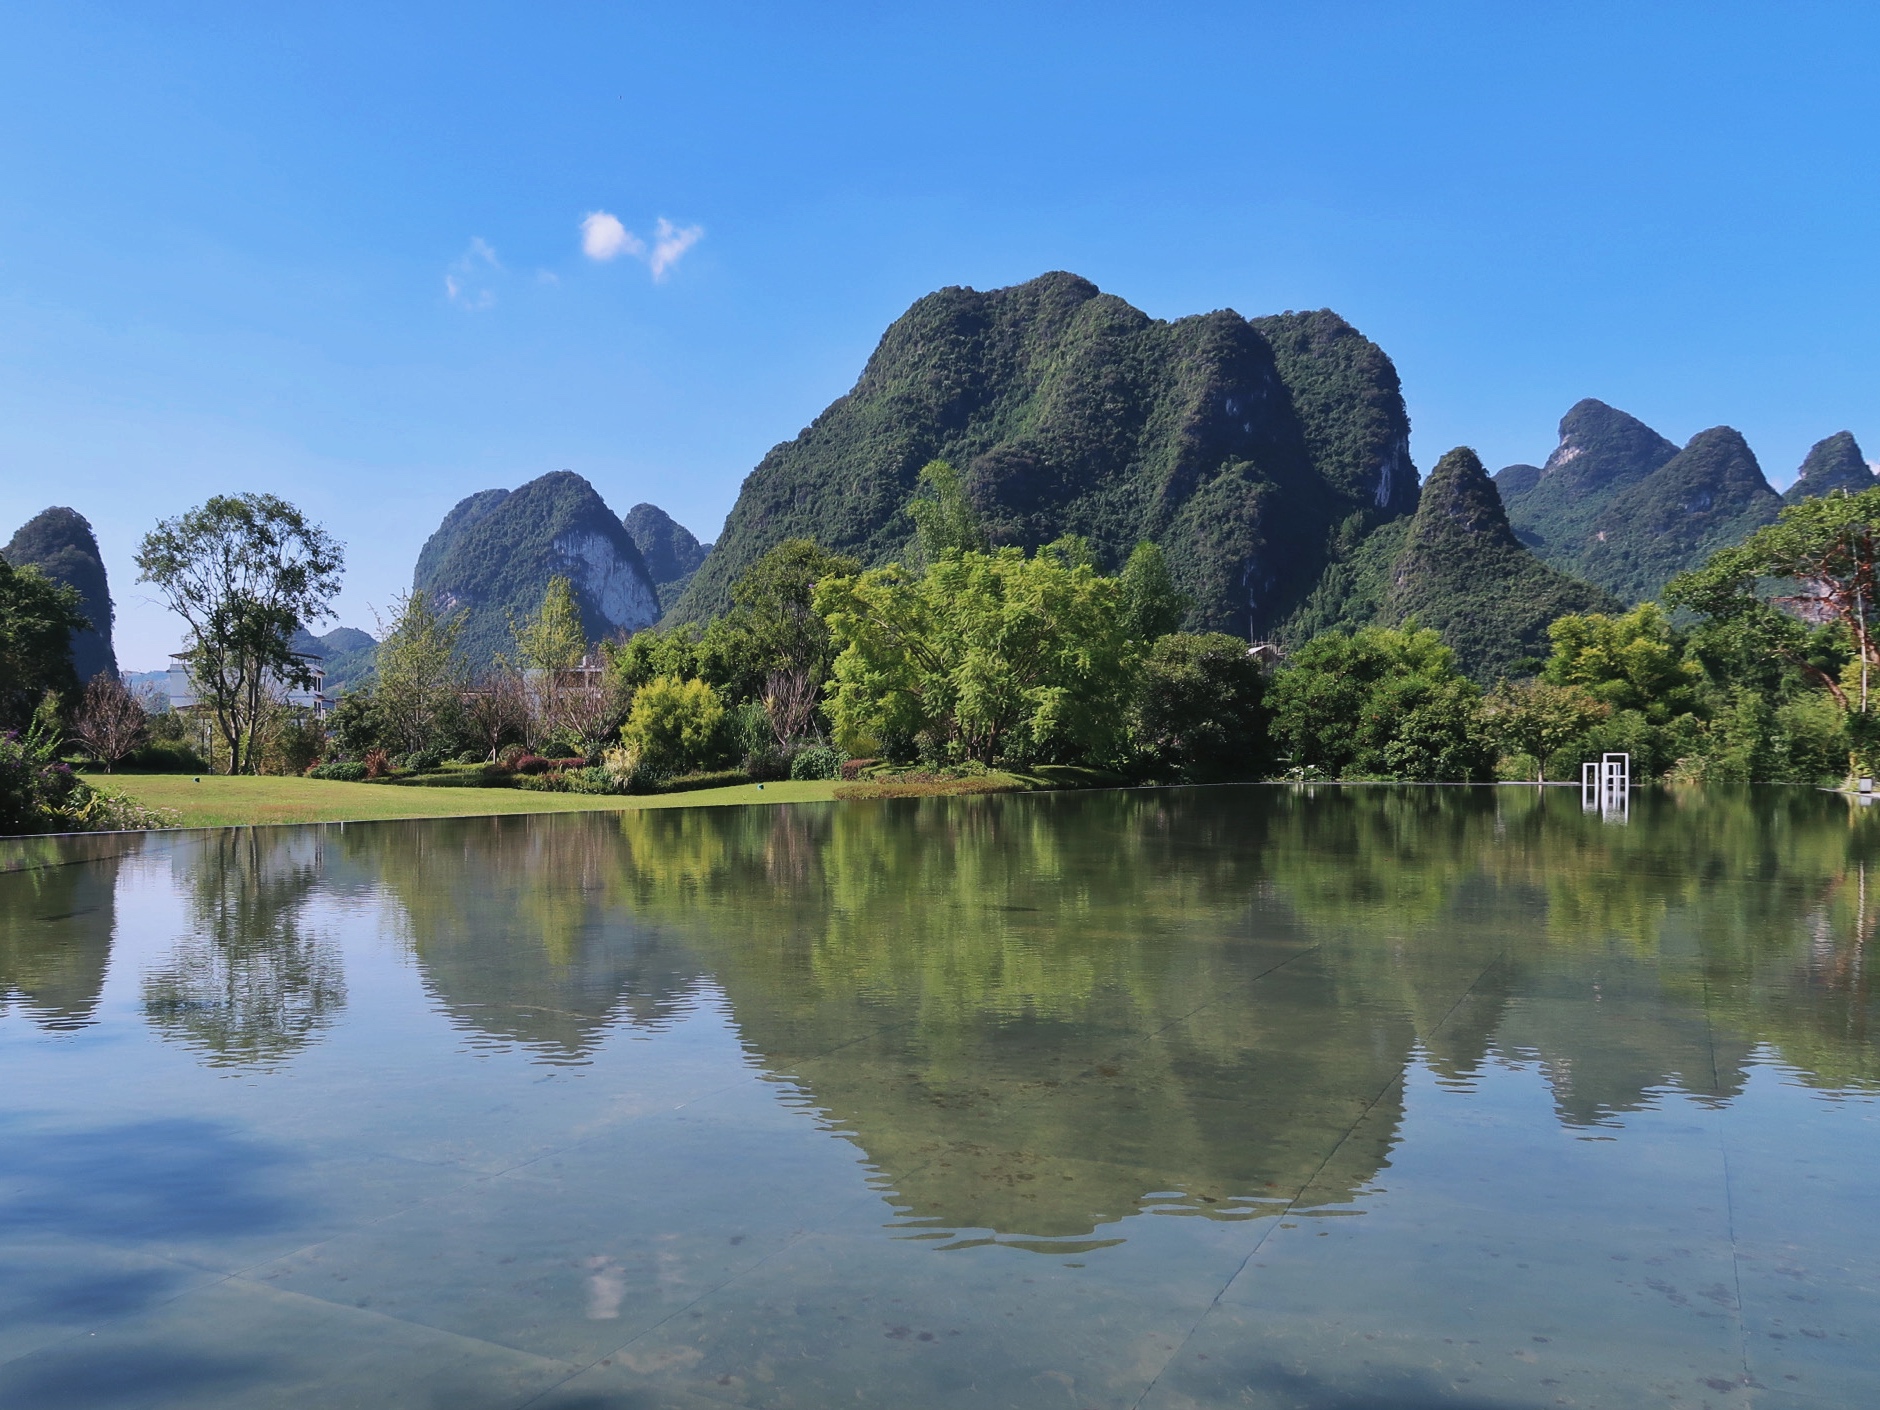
[1,787,1876,1407]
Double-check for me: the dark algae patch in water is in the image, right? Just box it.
[2,785,1877,1407]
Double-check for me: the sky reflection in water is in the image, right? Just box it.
[1,785,1877,1408]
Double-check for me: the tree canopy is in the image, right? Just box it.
[817,538,1135,766]
[134,493,343,774]
[0,554,87,730]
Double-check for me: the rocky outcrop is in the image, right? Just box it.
[1783,431,1873,503]
[623,503,712,603]
[3,507,116,681]
[413,471,660,666]
[665,272,1415,638]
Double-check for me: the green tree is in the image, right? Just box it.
[1130,632,1269,781]
[135,494,344,774]
[817,539,1134,766]
[372,590,469,755]
[326,686,386,760]
[1541,603,1702,722]
[511,575,587,673]
[619,676,727,775]
[0,554,87,730]
[1268,624,1491,780]
[907,458,987,567]
[698,541,861,703]
[1118,541,1191,642]
[1666,487,1880,713]
[510,575,589,750]
[604,627,703,697]
[1479,678,1611,782]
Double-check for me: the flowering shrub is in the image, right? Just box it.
[0,727,179,835]
[0,728,84,834]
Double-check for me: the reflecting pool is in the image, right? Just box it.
[2,785,1877,1408]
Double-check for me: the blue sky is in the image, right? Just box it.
[2,2,1876,667]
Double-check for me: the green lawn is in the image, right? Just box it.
[91,774,843,830]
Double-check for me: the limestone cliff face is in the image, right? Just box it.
[413,471,660,666]
[666,272,1415,639]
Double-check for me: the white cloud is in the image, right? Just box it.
[581,211,644,262]
[445,238,501,309]
[648,217,704,281]
[578,211,704,280]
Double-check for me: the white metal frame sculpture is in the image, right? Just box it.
[1581,751,1630,820]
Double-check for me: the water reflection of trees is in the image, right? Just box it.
[347,815,707,1064]
[591,786,1880,1235]
[0,838,140,1031]
[90,783,1878,1240]
[1253,785,1880,1116]
[141,831,345,1069]
[606,797,1416,1240]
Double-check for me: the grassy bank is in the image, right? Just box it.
[90,774,843,830]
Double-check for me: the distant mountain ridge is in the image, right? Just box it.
[1493,400,1681,571]
[1493,400,1809,602]
[289,625,378,695]
[3,507,117,681]
[412,471,663,667]
[1579,427,1780,603]
[623,503,712,603]
[1285,447,1619,678]
[666,272,1419,638]
[1783,431,1873,503]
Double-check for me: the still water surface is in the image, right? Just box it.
[2,786,1877,1408]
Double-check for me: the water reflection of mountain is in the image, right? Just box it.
[63,783,1877,1242]
[349,816,709,1063]
[0,838,139,1030]
[141,831,346,1069]
[1250,785,1880,1117]
[606,798,1423,1240]
[593,787,1880,1237]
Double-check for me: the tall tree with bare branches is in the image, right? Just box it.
[71,676,149,771]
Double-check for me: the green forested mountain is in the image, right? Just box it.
[412,471,660,666]
[1783,431,1872,503]
[1578,426,1780,603]
[3,506,116,681]
[289,625,378,694]
[1494,401,1783,603]
[1493,399,1680,567]
[1284,448,1619,679]
[1248,308,1419,518]
[623,502,712,603]
[665,272,1417,637]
